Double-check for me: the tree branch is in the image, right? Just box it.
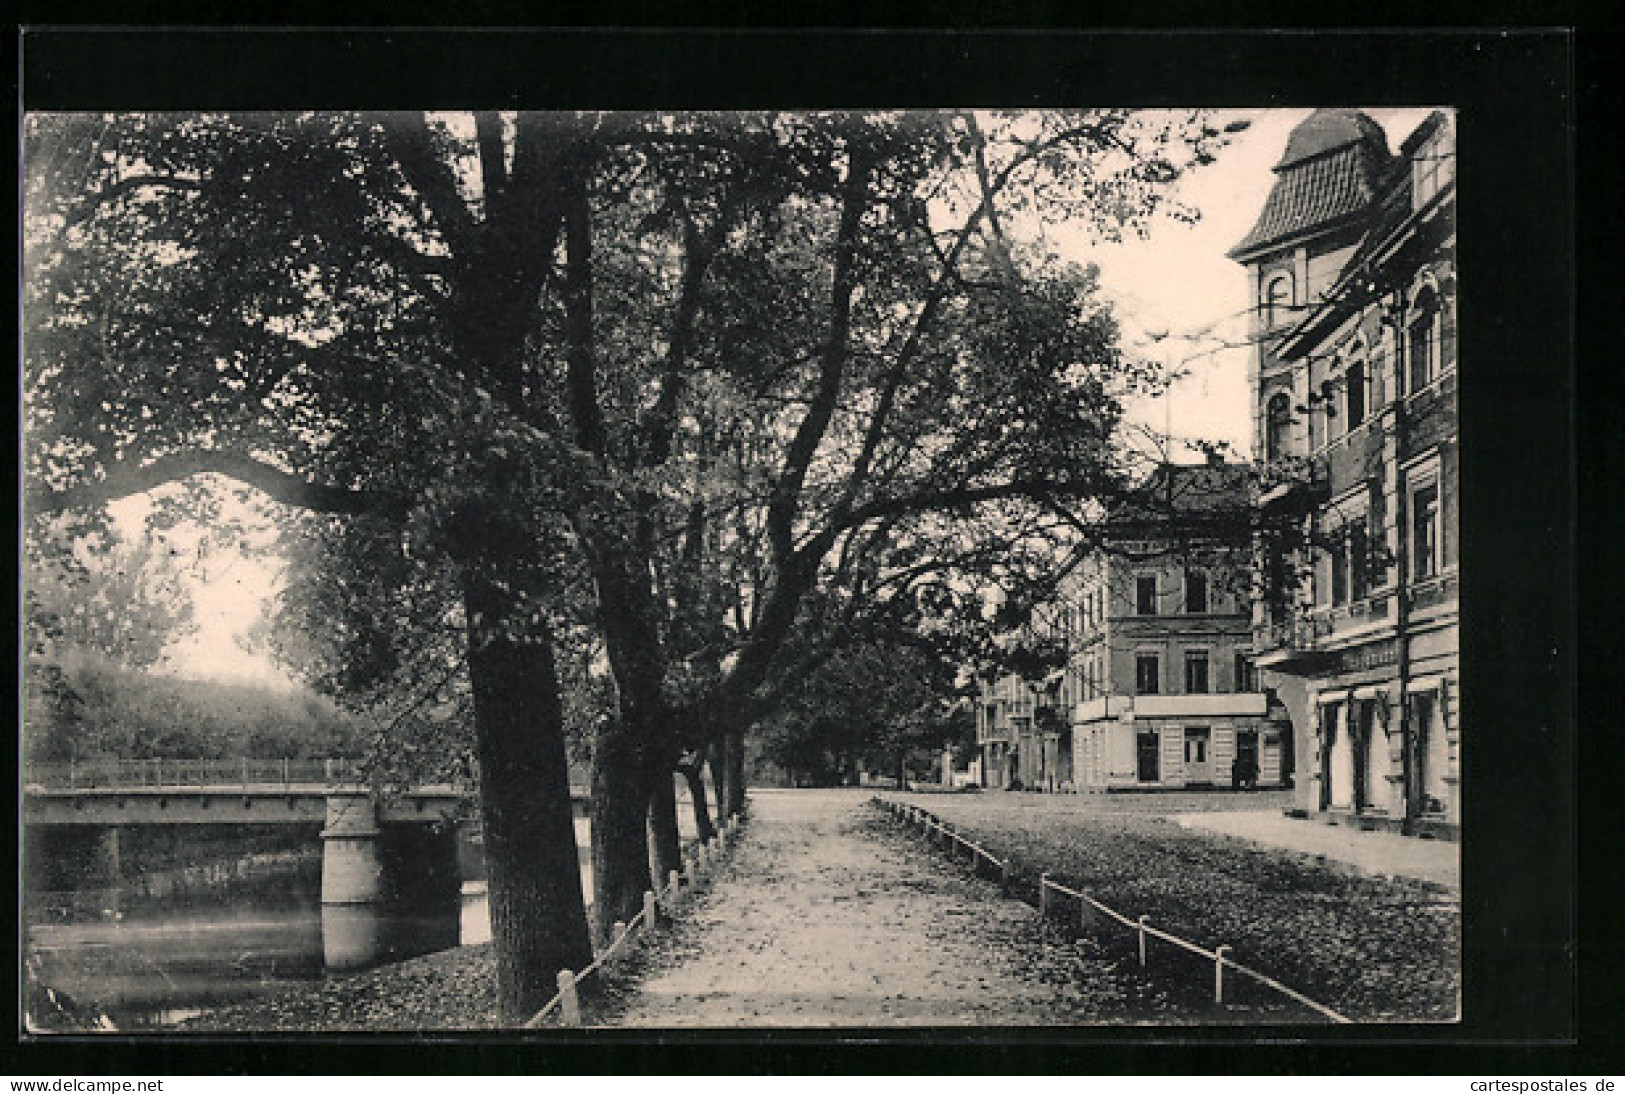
[765,146,870,562]
[29,449,401,518]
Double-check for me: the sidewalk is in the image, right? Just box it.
[1170,809,1459,892]
[599,789,1167,1026]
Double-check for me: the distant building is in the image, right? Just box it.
[1068,462,1290,791]
[1229,109,1458,837]
[976,462,1290,792]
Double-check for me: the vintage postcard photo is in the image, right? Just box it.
[22,102,1460,1033]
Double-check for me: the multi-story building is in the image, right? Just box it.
[1068,462,1290,791]
[976,461,1290,792]
[1229,109,1458,837]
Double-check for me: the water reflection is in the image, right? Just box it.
[25,817,597,1031]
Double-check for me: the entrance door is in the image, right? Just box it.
[1136,730,1160,784]
[1184,727,1212,785]
[1235,729,1259,789]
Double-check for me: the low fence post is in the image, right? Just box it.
[1000,858,1013,896]
[556,969,581,1026]
[668,868,681,896]
[1137,915,1149,967]
[611,920,627,964]
[643,889,658,930]
[1039,873,1051,918]
[1214,945,1232,1006]
[282,757,291,787]
[1079,891,1097,929]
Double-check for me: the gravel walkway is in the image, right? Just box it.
[598,789,1192,1026]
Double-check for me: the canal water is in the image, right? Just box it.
[23,816,602,1031]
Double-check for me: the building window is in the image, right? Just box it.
[1345,359,1366,428]
[1235,652,1257,693]
[1136,653,1160,696]
[1185,570,1208,614]
[1265,391,1292,461]
[1184,650,1210,694]
[1330,535,1349,607]
[1136,574,1158,616]
[1263,273,1293,328]
[1409,289,1441,393]
[1412,483,1440,580]
[1185,729,1209,765]
[1348,517,1370,600]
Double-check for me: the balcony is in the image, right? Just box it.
[1253,610,1337,674]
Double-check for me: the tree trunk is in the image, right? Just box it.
[679,762,716,843]
[721,727,747,819]
[589,719,654,944]
[647,765,683,881]
[896,749,909,792]
[462,569,592,1024]
[703,743,726,823]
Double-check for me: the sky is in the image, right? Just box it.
[1081,107,1435,463]
[112,107,1436,688]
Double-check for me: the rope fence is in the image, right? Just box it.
[522,808,747,1028]
[873,796,1351,1024]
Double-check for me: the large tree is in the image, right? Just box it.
[23,109,1231,1010]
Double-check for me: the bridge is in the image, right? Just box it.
[24,759,590,972]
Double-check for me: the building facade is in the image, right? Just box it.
[977,463,1290,792]
[1229,109,1458,837]
[1068,463,1290,791]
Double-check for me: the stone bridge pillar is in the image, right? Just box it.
[320,792,385,971]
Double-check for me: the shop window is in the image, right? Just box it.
[1136,653,1160,696]
[1412,483,1440,580]
[1136,574,1158,616]
[1185,570,1208,614]
[1184,650,1210,694]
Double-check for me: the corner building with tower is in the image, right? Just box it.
[1229,109,1458,837]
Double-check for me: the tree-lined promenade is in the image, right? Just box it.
[26,109,1255,1021]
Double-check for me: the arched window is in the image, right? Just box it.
[1263,274,1293,328]
[1265,391,1292,461]
[1408,286,1442,393]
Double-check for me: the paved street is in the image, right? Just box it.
[599,789,1172,1026]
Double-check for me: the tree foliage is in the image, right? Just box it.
[23,108,1234,1018]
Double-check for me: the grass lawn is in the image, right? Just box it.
[888,789,1459,1023]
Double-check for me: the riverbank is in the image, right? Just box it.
[178,943,502,1031]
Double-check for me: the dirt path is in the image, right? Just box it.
[598,789,1166,1027]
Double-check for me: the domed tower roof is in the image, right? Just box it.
[1228,109,1392,262]
[1275,109,1390,169]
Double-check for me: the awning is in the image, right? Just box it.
[1315,688,1350,705]
[1352,685,1386,701]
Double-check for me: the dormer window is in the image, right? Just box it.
[1412,123,1454,210]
